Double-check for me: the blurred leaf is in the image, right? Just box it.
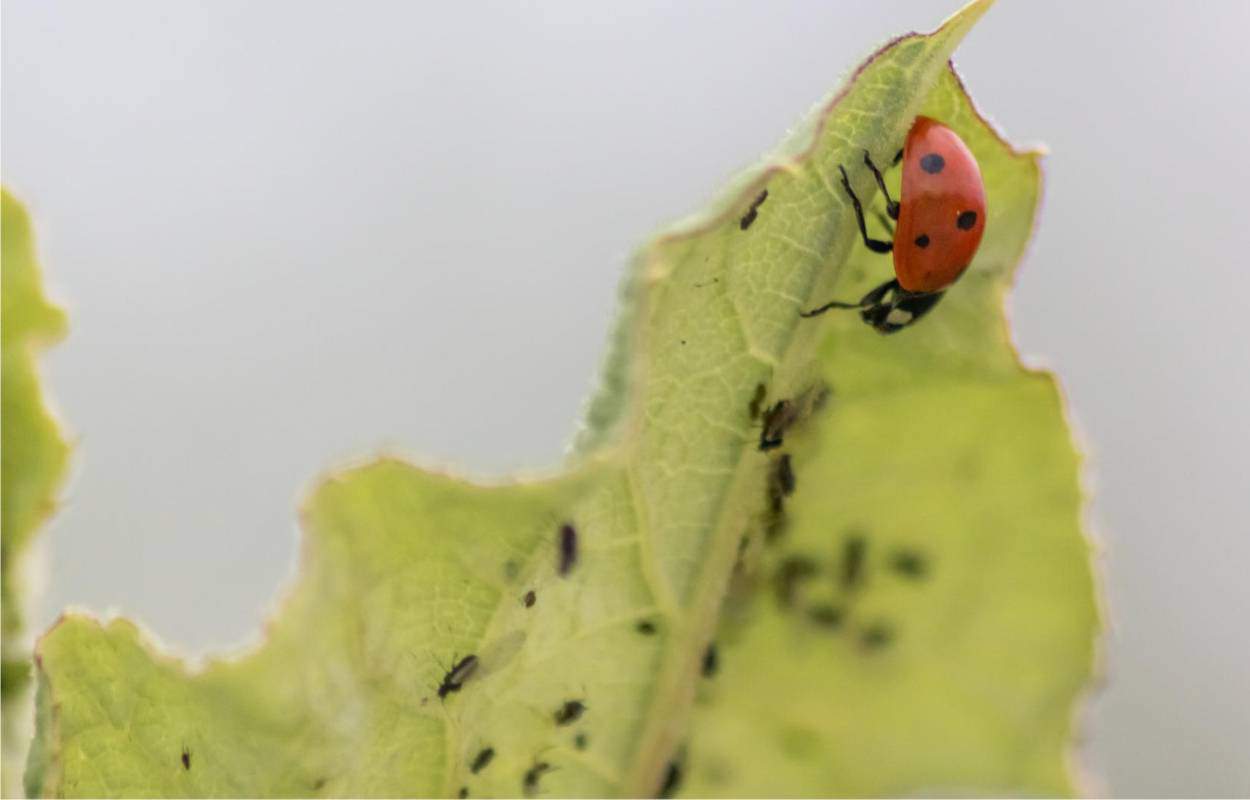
[26,1,1097,797]
[682,68,1100,797]
[3,189,70,797]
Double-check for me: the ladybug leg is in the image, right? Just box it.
[863,151,900,220]
[872,209,895,236]
[800,277,896,318]
[838,165,893,254]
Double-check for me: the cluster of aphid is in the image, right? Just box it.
[421,517,695,799]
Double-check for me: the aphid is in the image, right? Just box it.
[807,603,845,629]
[747,382,767,420]
[890,549,929,580]
[841,534,867,590]
[470,747,495,774]
[802,117,987,333]
[523,589,537,608]
[658,759,683,798]
[181,746,191,770]
[635,619,657,635]
[557,522,578,576]
[458,788,468,798]
[860,622,895,650]
[523,761,553,796]
[701,643,719,678]
[437,654,479,699]
[573,732,589,750]
[739,189,769,230]
[554,699,587,726]
[759,399,798,451]
[774,555,819,606]
[312,778,327,791]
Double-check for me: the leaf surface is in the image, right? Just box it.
[26,2,1098,797]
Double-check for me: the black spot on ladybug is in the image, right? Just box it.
[747,383,767,420]
[658,759,684,798]
[523,589,537,607]
[920,153,945,174]
[775,555,819,606]
[860,622,895,650]
[890,549,929,580]
[806,603,844,629]
[181,747,191,770]
[702,643,719,677]
[574,732,589,750]
[458,787,468,798]
[438,654,479,699]
[554,699,587,725]
[739,189,769,230]
[914,233,930,248]
[558,522,578,576]
[957,210,978,230]
[471,747,495,774]
[523,761,553,796]
[636,619,657,635]
[841,534,867,590]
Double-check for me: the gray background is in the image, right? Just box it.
[4,1,1248,796]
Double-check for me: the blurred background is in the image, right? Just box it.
[4,2,1248,796]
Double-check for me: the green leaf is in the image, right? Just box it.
[27,1,1098,797]
[2,189,70,798]
[682,67,1100,797]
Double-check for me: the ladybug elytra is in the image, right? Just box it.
[802,116,987,333]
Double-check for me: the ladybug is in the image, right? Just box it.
[802,116,986,333]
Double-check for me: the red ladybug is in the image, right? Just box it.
[802,116,986,333]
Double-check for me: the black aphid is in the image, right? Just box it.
[841,534,867,589]
[775,454,796,496]
[636,619,657,635]
[470,747,495,774]
[739,189,769,230]
[658,759,683,798]
[558,522,578,576]
[524,589,537,607]
[438,654,479,699]
[890,549,928,580]
[181,747,191,770]
[554,699,587,725]
[701,643,719,677]
[807,603,844,629]
[759,399,798,451]
[860,622,895,650]
[747,383,767,420]
[774,554,819,606]
[523,761,553,796]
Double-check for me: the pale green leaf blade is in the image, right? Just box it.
[2,189,71,799]
[682,67,1100,797]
